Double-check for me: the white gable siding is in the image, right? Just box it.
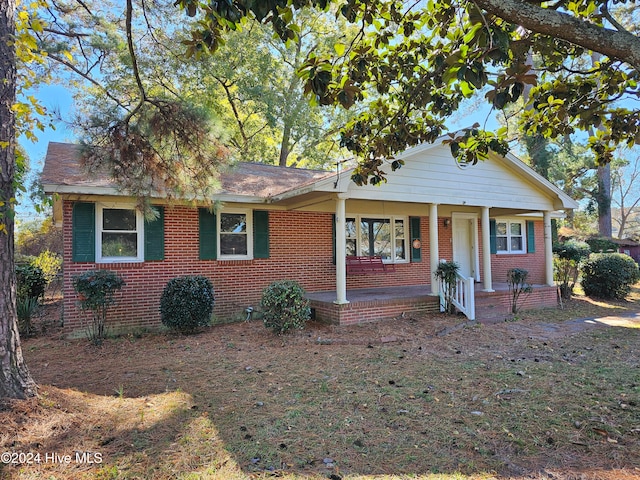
[343,144,558,210]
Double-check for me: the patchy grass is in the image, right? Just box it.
[2,290,640,479]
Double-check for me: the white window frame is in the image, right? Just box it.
[345,214,409,263]
[218,209,253,260]
[495,218,526,254]
[96,202,144,263]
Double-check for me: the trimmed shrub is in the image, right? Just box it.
[585,237,618,254]
[261,280,311,334]
[73,269,126,345]
[553,240,591,299]
[582,253,640,300]
[160,276,214,333]
[16,264,46,300]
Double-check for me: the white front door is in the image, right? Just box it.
[452,214,479,281]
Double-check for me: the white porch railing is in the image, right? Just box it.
[438,273,476,321]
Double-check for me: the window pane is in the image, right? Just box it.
[220,233,247,255]
[102,232,137,257]
[221,213,246,233]
[395,219,405,238]
[511,237,523,251]
[372,220,391,259]
[496,222,507,235]
[346,239,356,256]
[103,208,136,231]
[360,219,372,256]
[497,237,508,251]
[395,239,406,260]
[510,222,522,236]
[346,219,356,238]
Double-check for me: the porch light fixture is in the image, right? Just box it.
[443,218,451,228]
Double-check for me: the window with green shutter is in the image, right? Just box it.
[489,219,497,254]
[526,220,536,253]
[410,216,421,262]
[72,202,95,262]
[199,208,217,260]
[253,210,269,258]
[144,206,165,261]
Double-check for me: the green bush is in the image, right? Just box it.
[585,237,618,254]
[73,269,126,344]
[581,253,640,300]
[16,264,46,300]
[160,276,214,333]
[261,280,311,334]
[553,240,591,299]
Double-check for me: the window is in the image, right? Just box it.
[495,220,526,254]
[96,204,144,262]
[345,215,407,262]
[219,211,252,259]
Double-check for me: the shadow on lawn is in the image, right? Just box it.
[6,297,640,479]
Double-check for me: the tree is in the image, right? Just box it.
[35,0,229,204]
[63,5,355,169]
[1,0,38,399]
[174,0,640,184]
[612,149,640,238]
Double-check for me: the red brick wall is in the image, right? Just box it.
[61,200,549,334]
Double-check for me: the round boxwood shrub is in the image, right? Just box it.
[160,276,214,333]
[16,264,47,300]
[261,280,311,335]
[581,253,640,300]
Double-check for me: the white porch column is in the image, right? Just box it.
[429,203,439,295]
[481,206,494,292]
[335,194,349,304]
[543,211,554,286]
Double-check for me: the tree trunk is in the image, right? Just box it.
[279,122,292,167]
[597,163,612,237]
[0,0,38,400]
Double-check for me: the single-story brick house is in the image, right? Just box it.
[42,140,578,336]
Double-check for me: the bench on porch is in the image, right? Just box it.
[346,256,396,275]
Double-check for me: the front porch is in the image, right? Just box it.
[307,284,558,325]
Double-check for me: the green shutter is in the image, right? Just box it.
[199,208,217,260]
[410,216,421,262]
[332,214,336,265]
[253,210,269,258]
[551,218,558,244]
[489,219,497,254]
[527,220,536,253]
[144,206,165,261]
[72,202,95,262]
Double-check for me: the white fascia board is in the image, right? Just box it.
[43,183,268,205]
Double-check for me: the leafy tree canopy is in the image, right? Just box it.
[175,0,640,185]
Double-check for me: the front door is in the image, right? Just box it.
[452,214,479,281]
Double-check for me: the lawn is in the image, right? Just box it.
[1,290,640,480]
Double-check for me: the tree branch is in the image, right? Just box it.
[473,0,640,70]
